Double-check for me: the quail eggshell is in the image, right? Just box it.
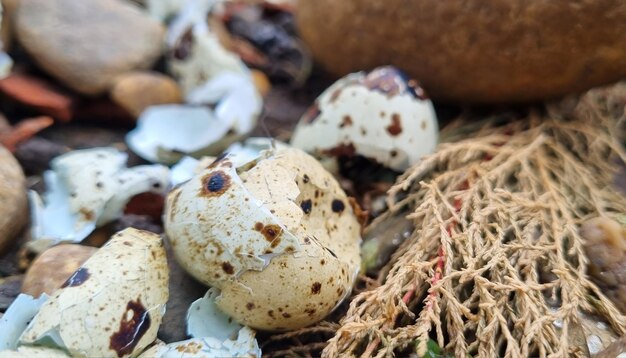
[30,148,169,244]
[167,0,247,94]
[0,346,70,357]
[290,66,438,172]
[138,327,260,358]
[0,293,48,350]
[19,228,169,358]
[186,288,241,340]
[165,147,362,330]
[165,154,301,286]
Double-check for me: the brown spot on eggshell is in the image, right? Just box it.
[302,102,321,124]
[222,262,234,275]
[175,341,203,354]
[282,312,292,318]
[340,115,353,128]
[268,310,275,318]
[300,199,312,214]
[305,308,317,317]
[408,79,429,100]
[329,88,342,103]
[254,223,283,248]
[311,282,322,294]
[200,171,231,197]
[361,66,404,97]
[331,199,345,213]
[386,113,403,136]
[109,298,151,357]
[60,267,90,288]
[303,174,310,183]
[80,208,95,221]
[246,302,255,310]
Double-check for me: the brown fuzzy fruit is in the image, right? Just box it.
[296,0,626,103]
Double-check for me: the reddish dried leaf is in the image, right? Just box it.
[0,116,54,152]
[0,74,74,121]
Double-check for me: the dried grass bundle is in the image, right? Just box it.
[262,83,626,357]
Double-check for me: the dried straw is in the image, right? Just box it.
[262,82,626,357]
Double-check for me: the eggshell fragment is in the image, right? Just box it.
[290,66,438,172]
[0,346,70,357]
[29,148,169,244]
[166,0,247,94]
[0,293,48,350]
[138,327,261,358]
[186,288,241,340]
[165,147,362,330]
[19,228,169,358]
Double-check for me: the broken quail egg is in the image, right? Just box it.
[165,147,362,330]
[19,228,169,358]
[28,147,169,245]
[290,66,438,172]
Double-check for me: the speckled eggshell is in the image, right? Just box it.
[165,148,362,330]
[19,228,169,358]
[290,66,438,172]
[165,155,302,287]
[0,346,70,357]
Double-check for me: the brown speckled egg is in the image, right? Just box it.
[165,147,361,330]
[19,228,169,357]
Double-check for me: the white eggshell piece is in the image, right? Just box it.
[186,288,241,340]
[167,1,247,95]
[290,66,439,171]
[138,327,261,358]
[19,228,169,358]
[29,148,169,244]
[186,72,261,134]
[170,156,203,186]
[0,294,48,350]
[166,155,301,286]
[126,105,231,164]
[0,346,70,357]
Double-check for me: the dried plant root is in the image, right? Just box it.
[322,83,626,358]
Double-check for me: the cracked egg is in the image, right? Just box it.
[290,66,438,172]
[18,228,169,358]
[165,147,362,330]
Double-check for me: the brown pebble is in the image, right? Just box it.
[22,244,98,297]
